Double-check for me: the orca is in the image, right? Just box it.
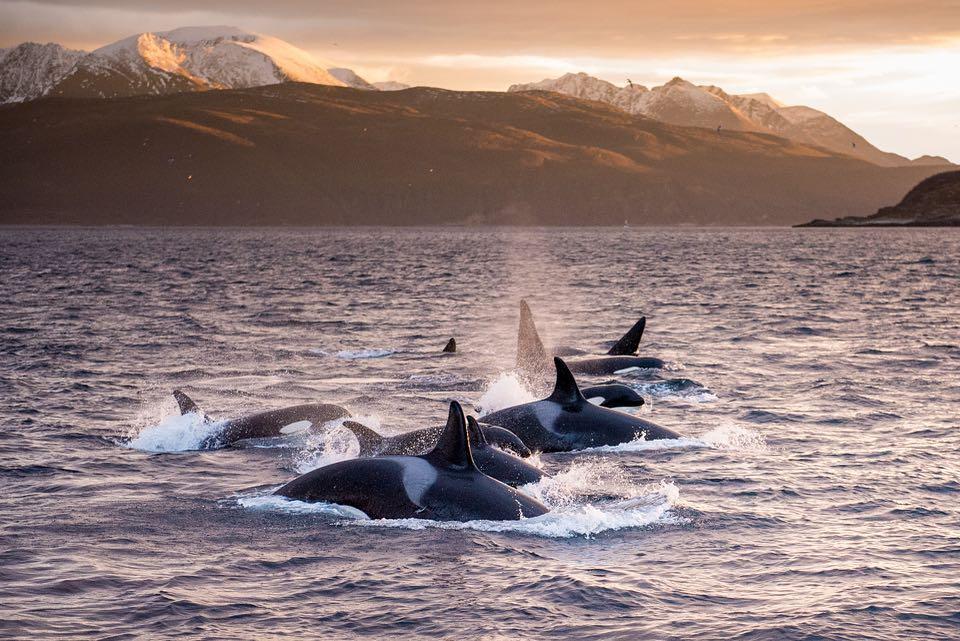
[553,317,647,357]
[340,420,531,458]
[442,338,457,353]
[172,390,351,449]
[483,358,680,452]
[581,384,645,408]
[275,402,549,521]
[517,300,665,378]
[340,418,543,487]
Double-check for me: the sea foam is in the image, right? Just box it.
[124,411,226,452]
[476,372,536,415]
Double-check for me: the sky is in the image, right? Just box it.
[3,0,959,160]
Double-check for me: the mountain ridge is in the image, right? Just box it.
[0,26,377,103]
[0,42,84,103]
[509,72,951,167]
[0,82,947,226]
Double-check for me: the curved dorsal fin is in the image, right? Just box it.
[442,338,457,353]
[549,358,585,405]
[341,421,386,455]
[466,416,488,447]
[607,317,646,355]
[427,401,476,470]
[517,299,549,374]
[173,390,201,415]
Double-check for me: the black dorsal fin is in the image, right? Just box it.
[466,416,488,447]
[341,421,386,455]
[173,390,201,415]
[549,358,586,405]
[442,338,457,353]
[517,299,549,374]
[607,317,646,355]
[427,401,476,470]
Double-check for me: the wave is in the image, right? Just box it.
[614,360,685,375]
[632,378,717,403]
[572,424,766,454]
[350,493,681,538]
[335,349,396,360]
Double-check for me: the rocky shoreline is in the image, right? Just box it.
[797,170,960,227]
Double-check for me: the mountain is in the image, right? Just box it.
[799,170,960,226]
[329,68,377,90]
[509,73,952,167]
[635,77,756,131]
[0,82,947,226]
[508,72,632,105]
[0,42,84,103]
[373,81,411,91]
[1,27,380,103]
[48,26,348,99]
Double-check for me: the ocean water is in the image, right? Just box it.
[1,226,958,640]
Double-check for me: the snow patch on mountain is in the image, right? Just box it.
[373,81,411,91]
[49,26,346,99]
[509,72,950,167]
[738,92,784,109]
[329,68,378,90]
[0,42,84,103]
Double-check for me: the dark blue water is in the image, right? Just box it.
[1,227,958,640]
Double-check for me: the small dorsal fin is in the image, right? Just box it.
[517,299,549,374]
[427,401,476,470]
[341,421,386,454]
[442,338,457,353]
[466,416,488,446]
[607,317,646,355]
[173,390,201,415]
[549,358,585,405]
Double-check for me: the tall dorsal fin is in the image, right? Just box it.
[173,390,202,415]
[341,421,386,455]
[466,416,488,446]
[549,358,585,405]
[426,401,476,470]
[517,299,549,374]
[442,338,457,353]
[607,317,646,355]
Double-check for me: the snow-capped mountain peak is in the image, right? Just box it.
[0,42,84,103]
[27,26,359,100]
[329,67,378,90]
[738,92,784,109]
[509,71,950,167]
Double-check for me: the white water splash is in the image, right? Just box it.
[291,415,381,473]
[351,482,681,538]
[519,459,637,506]
[698,423,768,451]
[124,411,227,452]
[239,493,370,519]
[573,424,766,454]
[631,380,717,404]
[336,349,395,360]
[476,373,536,415]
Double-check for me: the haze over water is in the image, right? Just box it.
[1,227,958,640]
